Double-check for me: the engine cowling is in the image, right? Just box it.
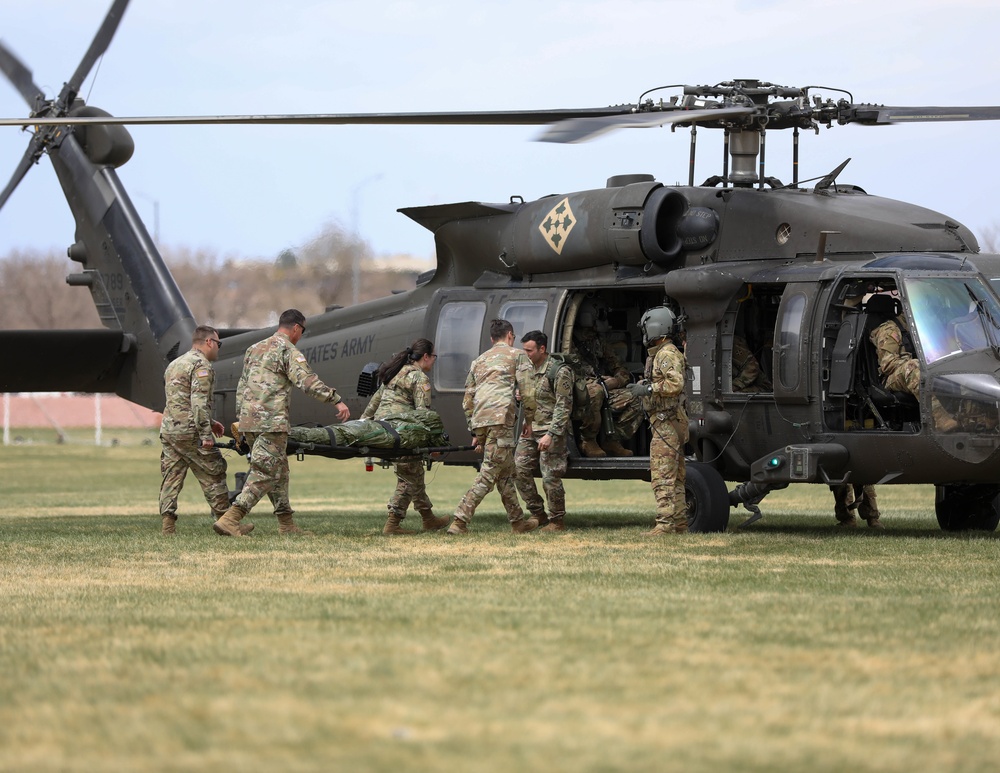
[503,178,687,274]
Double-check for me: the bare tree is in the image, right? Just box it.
[0,250,101,329]
[978,225,1000,253]
[1,221,425,330]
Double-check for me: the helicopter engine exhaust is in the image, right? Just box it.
[504,178,687,275]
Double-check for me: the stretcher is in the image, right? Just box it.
[223,409,475,462]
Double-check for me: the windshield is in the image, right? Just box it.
[904,276,1000,364]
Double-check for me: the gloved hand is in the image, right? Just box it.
[626,381,652,398]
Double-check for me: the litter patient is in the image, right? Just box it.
[287,408,448,450]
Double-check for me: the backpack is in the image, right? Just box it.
[544,352,591,421]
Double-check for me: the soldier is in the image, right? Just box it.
[868,294,958,433]
[447,319,538,535]
[832,483,882,529]
[514,330,572,532]
[732,335,772,392]
[627,306,689,536]
[159,325,252,535]
[361,338,450,535]
[214,309,350,537]
[571,298,642,457]
[830,282,883,529]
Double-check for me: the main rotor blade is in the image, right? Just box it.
[849,104,1000,125]
[63,0,131,103]
[0,41,44,106]
[0,139,41,210]
[536,106,757,143]
[0,105,637,128]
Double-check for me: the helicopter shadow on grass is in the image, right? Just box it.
[560,511,678,532]
[731,516,1000,541]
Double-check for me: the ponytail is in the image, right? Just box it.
[376,338,435,385]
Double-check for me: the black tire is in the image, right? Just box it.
[935,484,1000,531]
[686,462,731,533]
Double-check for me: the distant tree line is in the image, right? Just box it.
[0,221,428,330]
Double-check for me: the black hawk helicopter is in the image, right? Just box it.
[5,0,1000,533]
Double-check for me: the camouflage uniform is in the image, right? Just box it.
[572,327,642,444]
[871,317,956,431]
[514,354,572,523]
[234,331,342,520]
[831,483,881,526]
[732,335,772,392]
[159,348,229,529]
[361,362,435,525]
[871,318,921,397]
[643,338,689,532]
[453,342,526,525]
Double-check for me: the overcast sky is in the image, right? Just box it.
[2,0,1000,263]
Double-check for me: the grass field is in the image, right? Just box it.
[2,435,999,772]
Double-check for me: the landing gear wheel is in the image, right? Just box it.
[686,462,730,533]
[935,484,1000,531]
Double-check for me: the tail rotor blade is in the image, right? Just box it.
[63,0,131,103]
[0,41,44,107]
[0,139,42,211]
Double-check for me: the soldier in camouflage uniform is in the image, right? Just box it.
[628,306,689,536]
[823,283,882,529]
[159,326,251,535]
[514,330,572,532]
[215,309,350,537]
[831,483,882,529]
[447,319,538,535]
[732,335,772,392]
[571,299,642,457]
[869,295,958,433]
[361,338,450,535]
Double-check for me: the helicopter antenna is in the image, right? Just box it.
[815,158,852,191]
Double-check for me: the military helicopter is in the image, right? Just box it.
[5,0,1000,534]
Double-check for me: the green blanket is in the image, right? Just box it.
[288,408,447,449]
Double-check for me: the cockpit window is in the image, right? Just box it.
[904,277,1000,364]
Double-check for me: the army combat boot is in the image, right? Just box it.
[600,438,633,457]
[419,510,450,531]
[277,512,313,535]
[540,517,566,532]
[579,438,606,458]
[212,509,254,536]
[511,517,540,534]
[446,518,469,535]
[644,522,680,537]
[383,514,417,535]
[161,515,177,535]
[213,505,248,537]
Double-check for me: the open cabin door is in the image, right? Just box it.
[772,283,818,405]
